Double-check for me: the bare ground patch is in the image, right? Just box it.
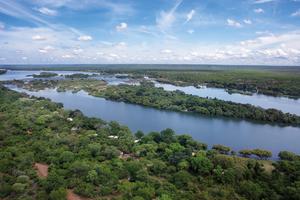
[67,190,91,200]
[34,163,49,178]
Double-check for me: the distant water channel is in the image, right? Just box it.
[154,82,300,115]
[7,85,300,157]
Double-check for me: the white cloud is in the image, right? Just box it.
[37,7,57,16]
[254,0,275,4]
[187,29,194,34]
[22,56,28,60]
[30,0,134,16]
[185,9,195,23]
[243,19,252,25]
[116,22,128,31]
[73,48,83,54]
[227,19,242,28]
[39,45,54,53]
[62,54,74,58]
[253,0,274,3]
[32,35,47,41]
[115,42,127,48]
[254,8,264,13]
[161,49,173,54]
[0,22,4,29]
[156,0,182,30]
[291,9,300,17]
[77,35,92,41]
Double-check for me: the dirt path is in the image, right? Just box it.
[34,163,49,178]
[67,190,91,200]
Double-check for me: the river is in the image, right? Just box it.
[7,86,300,157]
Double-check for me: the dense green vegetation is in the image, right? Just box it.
[9,79,107,94]
[1,85,300,200]
[144,70,300,99]
[32,72,58,78]
[65,73,92,79]
[97,82,300,126]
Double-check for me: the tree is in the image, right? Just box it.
[86,170,98,184]
[238,181,263,200]
[171,171,193,188]
[12,183,26,193]
[239,149,253,158]
[212,144,231,155]
[135,130,144,139]
[252,149,272,160]
[278,151,298,161]
[190,155,213,175]
[160,128,175,144]
[49,188,66,200]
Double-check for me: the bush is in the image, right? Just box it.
[0,183,12,197]
[16,175,30,184]
[49,188,66,200]
[12,183,26,193]
[212,144,231,154]
[278,151,299,161]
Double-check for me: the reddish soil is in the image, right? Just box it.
[67,190,91,200]
[34,163,49,178]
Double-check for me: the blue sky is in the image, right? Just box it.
[0,0,300,65]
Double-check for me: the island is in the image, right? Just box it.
[32,72,58,78]
[0,69,7,75]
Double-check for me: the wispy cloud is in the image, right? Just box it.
[29,0,134,15]
[185,9,195,23]
[32,35,47,41]
[0,0,83,36]
[37,7,57,16]
[116,22,128,32]
[243,19,252,25]
[253,0,275,4]
[291,9,300,17]
[156,0,183,31]
[77,35,93,41]
[227,19,242,28]
[0,21,4,29]
[254,8,264,13]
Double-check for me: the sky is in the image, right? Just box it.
[0,0,300,65]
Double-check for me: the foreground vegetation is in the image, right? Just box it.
[1,85,300,200]
[143,70,300,99]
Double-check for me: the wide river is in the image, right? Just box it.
[7,86,300,157]
[1,70,300,156]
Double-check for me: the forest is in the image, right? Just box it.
[1,85,300,200]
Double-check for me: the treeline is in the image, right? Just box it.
[146,70,300,99]
[1,85,300,200]
[100,82,300,126]
[65,73,90,79]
